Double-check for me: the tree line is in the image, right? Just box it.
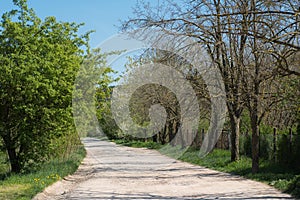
[1,0,299,175]
[112,0,300,173]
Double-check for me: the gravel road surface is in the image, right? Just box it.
[33,137,294,200]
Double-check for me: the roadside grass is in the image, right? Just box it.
[112,139,300,198]
[179,148,298,196]
[0,145,86,200]
[113,139,162,149]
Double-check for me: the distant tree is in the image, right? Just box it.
[94,50,119,139]
[123,50,210,146]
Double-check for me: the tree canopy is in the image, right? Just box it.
[0,0,89,172]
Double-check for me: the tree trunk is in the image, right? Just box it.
[152,134,158,143]
[250,92,260,173]
[2,133,21,173]
[250,0,260,174]
[7,147,21,173]
[251,116,260,173]
[229,112,240,161]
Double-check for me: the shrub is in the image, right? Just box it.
[286,175,300,198]
[239,133,252,157]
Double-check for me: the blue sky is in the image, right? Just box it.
[0,0,150,75]
[0,0,140,48]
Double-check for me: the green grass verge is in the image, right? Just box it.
[112,139,300,198]
[0,145,86,200]
[180,149,298,195]
[113,139,163,149]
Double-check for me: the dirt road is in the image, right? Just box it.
[34,137,293,200]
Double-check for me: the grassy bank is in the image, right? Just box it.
[112,139,300,198]
[0,146,86,200]
[113,139,163,149]
[180,148,299,198]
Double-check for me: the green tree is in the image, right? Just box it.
[94,50,119,139]
[73,47,119,139]
[125,50,210,145]
[0,0,88,173]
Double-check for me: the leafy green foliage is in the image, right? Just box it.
[277,134,300,171]
[95,51,119,139]
[113,139,162,149]
[0,150,9,180]
[286,175,300,198]
[0,0,88,172]
[73,47,119,139]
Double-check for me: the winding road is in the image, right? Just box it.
[34,137,294,200]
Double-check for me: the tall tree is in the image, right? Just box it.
[122,0,249,161]
[242,0,299,173]
[0,0,88,172]
[122,0,300,171]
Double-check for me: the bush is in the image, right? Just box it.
[277,133,300,171]
[239,133,273,160]
[291,134,300,171]
[277,134,290,167]
[259,133,273,160]
[286,175,300,198]
[239,134,252,157]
